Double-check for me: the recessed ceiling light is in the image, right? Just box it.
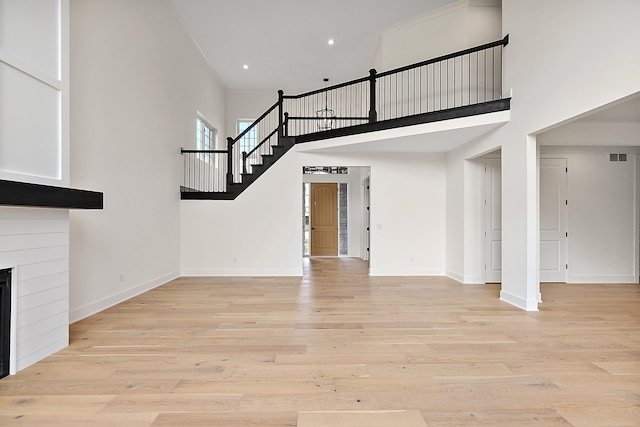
[243,64,249,70]
[327,39,335,45]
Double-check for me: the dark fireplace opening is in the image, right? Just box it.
[0,268,11,379]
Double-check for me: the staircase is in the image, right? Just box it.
[181,35,510,201]
[181,136,296,200]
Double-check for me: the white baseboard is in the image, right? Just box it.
[69,270,180,323]
[181,268,303,277]
[368,268,444,276]
[499,290,539,311]
[463,275,484,284]
[445,270,464,283]
[567,275,636,284]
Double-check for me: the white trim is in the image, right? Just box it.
[60,0,70,185]
[181,268,303,277]
[162,0,215,72]
[464,275,484,284]
[636,154,640,284]
[382,0,470,35]
[566,275,637,284]
[0,49,62,90]
[446,269,464,283]
[0,171,67,187]
[69,271,180,323]
[499,290,539,311]
[369,268,444,276]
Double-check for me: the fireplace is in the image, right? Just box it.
[0,268,11,379]
[0,183,101,375]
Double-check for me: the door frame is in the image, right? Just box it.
[483,157,502,283]
[636,154,640,283]
[362,177,370,261]
[539,157,568,283]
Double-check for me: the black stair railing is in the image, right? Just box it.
[180,94,283,194]
[227,96,282,185]
[282,77,372,136]
[180,149,228,193]
[181,35,509,197]
[282,35,509,137]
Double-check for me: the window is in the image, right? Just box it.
[197,116,217,151]
[237,120,258,154]
[303,166,349,175]
[196,116,217,163]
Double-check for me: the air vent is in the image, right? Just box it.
[609,153,628,162]
[609,153,618,162]
[619,153,627,162]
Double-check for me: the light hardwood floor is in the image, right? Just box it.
[1,257,639,426]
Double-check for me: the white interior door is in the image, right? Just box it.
[484,159,502,283]
[539,158,567,282]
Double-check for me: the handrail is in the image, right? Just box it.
[377,34,509,78]
[282,76,370,99]
[230,101,279,145]
[246,128,278,158]
[181,148,227,154]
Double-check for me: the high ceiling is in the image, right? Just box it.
[169,0,457,93]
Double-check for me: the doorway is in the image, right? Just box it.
[483,157,568,283]
[484,158,502,282]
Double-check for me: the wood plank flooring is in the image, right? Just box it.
[1,257,639,426]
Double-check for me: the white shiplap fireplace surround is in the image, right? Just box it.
[0,187,102,375]
[0,207,70,375]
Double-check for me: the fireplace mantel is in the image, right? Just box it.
[0,180,103,210]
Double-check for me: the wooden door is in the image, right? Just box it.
[311,183,338,256]
[539,158,567,282]
[484,158,502,282]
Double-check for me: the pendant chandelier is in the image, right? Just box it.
[316,78,335,131]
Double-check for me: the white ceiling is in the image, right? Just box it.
[168,0,639,154]
[169,0,457,93]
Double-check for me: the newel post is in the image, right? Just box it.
[226,136,234,186]
[277,90,284,140]
[368,68,377,123]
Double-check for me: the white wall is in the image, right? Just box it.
[226,90,277,142]
[181,144,447,277]
[539,143,640,283]
[371,0,501,72]
[0,207,70,373]
[0,0,69,186]
[68,0,226,321]
[181,151,304,276]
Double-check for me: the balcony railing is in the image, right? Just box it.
[181,35,510,198]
